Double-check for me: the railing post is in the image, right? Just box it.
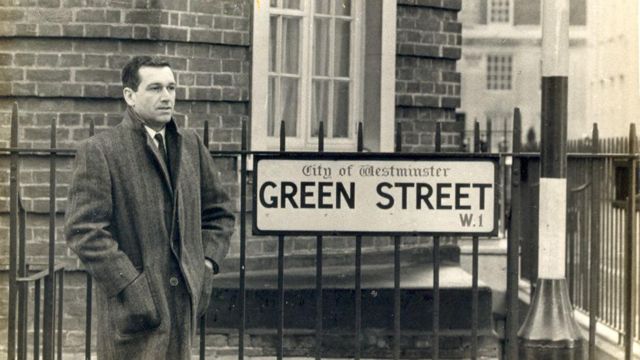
[623,123,637,360]
[472,121,480,359]
[432,122,442,360]
[588,123,600,359]
[393,121,402,360]
[277,120,286,360]
[86,120,95,360]
[34,279,41,360]
[8,102,19,360]
[315,121,324,360]
[487,117,492,153]
[17,199,27,360]
[200,121,209,360]
[57,270,64,360]
[238,119,248,360]
[85,273,92,360]
[43,118,57,360]
[354,122,363,360]
[506,107,522,359]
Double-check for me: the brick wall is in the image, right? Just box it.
[0,0,249,44]
[396,0,462,151]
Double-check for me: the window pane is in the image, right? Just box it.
[333,81,349,138]
[334,0,351,16]
[312,80,329,137]
[268,76,276,136]
[314,18,331,76]
[486,55,512,90]
[334,19,350,77]
[282,17,300,74]
[269,16,277,72]
[283,0,300,9]
[280,77,298,136]
[270,0,278,7]
[490,0,510,23]
[315,0,330,14]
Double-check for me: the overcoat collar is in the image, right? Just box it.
[122,108,183,195]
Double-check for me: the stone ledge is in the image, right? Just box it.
[397,0,462,12]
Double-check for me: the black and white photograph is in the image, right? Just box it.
[0,0,639,359]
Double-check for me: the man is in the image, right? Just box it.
[64,56,235,359]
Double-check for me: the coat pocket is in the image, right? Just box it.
[111,272,161,337]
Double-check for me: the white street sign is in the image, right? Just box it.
[253,154,498,235]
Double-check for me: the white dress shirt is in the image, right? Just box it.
[144,125,167,155]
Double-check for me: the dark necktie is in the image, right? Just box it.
[154,133,170,169]
[154,133,179,256]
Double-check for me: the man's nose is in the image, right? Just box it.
[160,87,173,100]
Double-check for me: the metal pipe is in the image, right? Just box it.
[518,1,585,357]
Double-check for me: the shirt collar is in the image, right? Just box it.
[144,125,166,140]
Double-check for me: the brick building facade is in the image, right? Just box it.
[0,0,462,357]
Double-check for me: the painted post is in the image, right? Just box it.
[517,0,585,358]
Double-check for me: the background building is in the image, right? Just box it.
[586,0,640,138]
[458,0,587,150]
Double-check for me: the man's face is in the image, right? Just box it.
[124,66,176,130]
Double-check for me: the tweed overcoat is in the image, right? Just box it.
[64,111,234,359]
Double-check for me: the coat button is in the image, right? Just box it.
[169,276,179,287]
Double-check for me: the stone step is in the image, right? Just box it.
[207,263,493,334]
[218,244,461,274]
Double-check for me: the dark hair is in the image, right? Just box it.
[121,56,172,91]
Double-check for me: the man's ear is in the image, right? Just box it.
[123,87,136,107]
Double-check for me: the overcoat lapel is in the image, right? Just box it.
[122,109,178,196]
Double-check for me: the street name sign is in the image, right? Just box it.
[252,153,499,236]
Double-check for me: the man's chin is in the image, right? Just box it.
[155,115,173,123]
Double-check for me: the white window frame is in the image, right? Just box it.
[251,0,396,152]
[487,0,513,25]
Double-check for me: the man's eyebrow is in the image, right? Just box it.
[145,81,177,88]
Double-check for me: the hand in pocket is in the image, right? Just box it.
[116,272,161,335]
[197,268,215,318]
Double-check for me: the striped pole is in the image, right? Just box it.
[517,0,585,358]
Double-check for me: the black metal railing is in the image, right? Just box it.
[5,101,638,359]
[563,125,639,359]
